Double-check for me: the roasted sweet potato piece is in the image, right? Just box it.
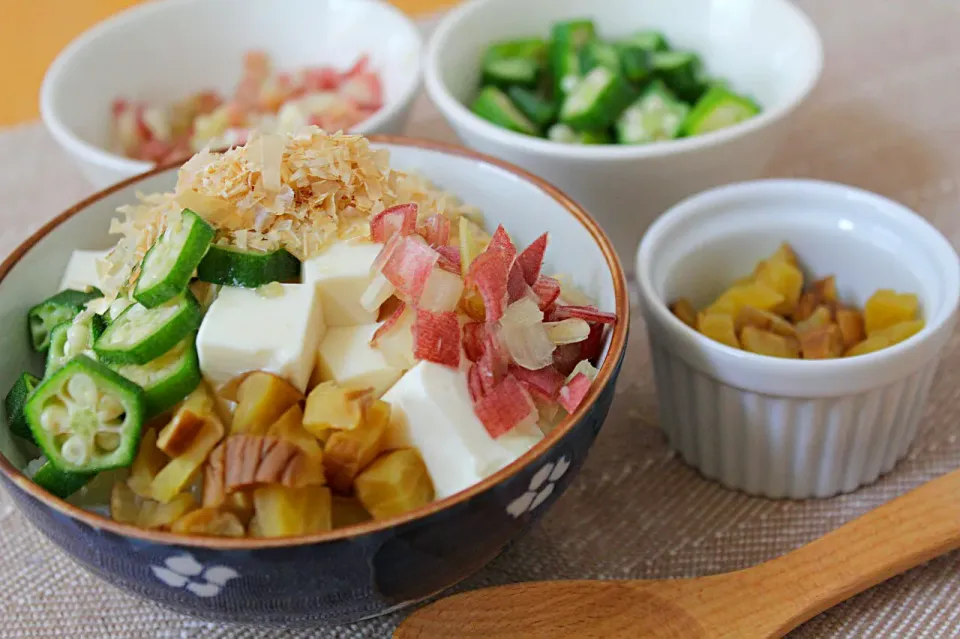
[755,260,804,314]
[252,485,332,537]
[739,326,800,359]
[864,290,919,335]
[791,291,821,322]
[231,372,304,435]
[799,324,845,359]
[127,428,168,499]
[354,449,435,520]
[870,319,925,345]
[324,399,389,493]
[697,313,740,349]
[795,305,833,334]
[706,283,784,317]
[152,399,225,504]
[669,298,697,328]
[171,507,246,537]
[303,382,363,436]
[811,276,838,305]
[332,495,373,528]
[736,306,797,338]
[835,307,865,349]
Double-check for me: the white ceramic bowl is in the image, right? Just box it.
[41,0,423,189]
[424,0,823,260]
[636,179,960,499]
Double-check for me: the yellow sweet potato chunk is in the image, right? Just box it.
[736,306,797,338]
[811,276,838,304]
[706,283,784,317]
[137,492,198,529]
[669,298,697,328]
[791,291,821,323]
[755,260,804,314]
[171,507,246,537]
[739,326,800,359]
[697,313,740,349]
[864,290,920,335]
[769,242,799,266]
[795,306,833,334]
[231,372,304,435]
[151,419,224,504]
[252,485,332,537]
[835,307,865,349]
[267,404,325,486]
[323,399,390,493]
[127,428,168,499]
[332,496,373,528]
[869,319,925,346]
[303,382,363,436]
[799,324,845,359]
[845,335,891,357]
[354,449,435,520]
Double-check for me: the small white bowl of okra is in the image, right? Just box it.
[424,0,823,259]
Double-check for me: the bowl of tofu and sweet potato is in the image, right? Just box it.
[636,179,959,499]
[0,130,628,625]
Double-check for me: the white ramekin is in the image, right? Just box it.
[636,179,960,499]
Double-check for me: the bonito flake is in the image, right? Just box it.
[100,128,480,301]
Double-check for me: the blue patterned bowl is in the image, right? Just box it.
[0,137,629,626]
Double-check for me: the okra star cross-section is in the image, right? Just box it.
[196,284,326,393]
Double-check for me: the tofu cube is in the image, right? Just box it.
[59,249,109,292]
[380,362,543,499]
[302,241,382,327]
[197,284,325,392]
[312,322,406,397]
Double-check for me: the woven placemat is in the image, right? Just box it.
[1,2,959,636]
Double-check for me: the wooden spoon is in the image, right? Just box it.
[395,468,960,638]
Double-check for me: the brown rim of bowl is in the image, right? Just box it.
[0,134,630,548]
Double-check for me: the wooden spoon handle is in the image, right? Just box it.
[734,467,960,637]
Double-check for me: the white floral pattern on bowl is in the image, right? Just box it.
[506,456,571,518]
[150,552,239,597]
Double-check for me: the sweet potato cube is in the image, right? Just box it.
[151,419,224,504]
[323,399,389,492]
[127,428,168,499]
[811,276,838,304]
[870,319,925,346]
[354,449,435,520]
[252,485,333,537]
[755,260,804,314]
[769,242,798,266]
[223,490,255,525]
[231,372,304,435]
[267,404,325,486]
[669,298,697,328]
[706,283,784,317]
[697,313,740,349]
[736,306,797,338]
[739,326,800,359]
[171,507,246,537]
[799,324,845,359]
[303,382,363,436]
[795,306,833,334]
[835,307,865,349]
[791,291,821,322]
[332,495,373,528]
[864,290,919,335]
[136,492,198,529]
[845,335,891,357]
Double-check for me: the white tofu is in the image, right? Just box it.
[381,362,543,499]
[312,322,405,397]
[59,249,108,292]
[302,241,382,327]
[196,284,325,392]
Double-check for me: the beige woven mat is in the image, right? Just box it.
[1,1,959,636]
